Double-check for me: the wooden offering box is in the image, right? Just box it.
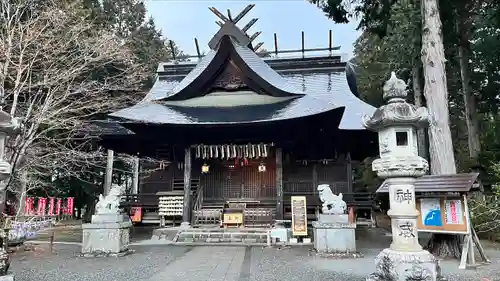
[223,212,243,228]
[223,203,245,228]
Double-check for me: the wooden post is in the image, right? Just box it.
[104,149,114,196]
[131,157,140,194]
[346,152,353,192]
[275,147,283,220]
[49,230,55,253]
[181,148,192,228]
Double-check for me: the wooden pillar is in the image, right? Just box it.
[104,149,114,196]
[346,152,353,192]
[131,157,140,194]
[181,148,192,227]
[275,147,283,220]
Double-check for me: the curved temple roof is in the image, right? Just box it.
[109,30,375,129]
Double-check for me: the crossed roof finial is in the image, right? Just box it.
[208,4,264,51]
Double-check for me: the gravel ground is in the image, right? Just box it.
[10,227,500,281]
[9,241,500,281]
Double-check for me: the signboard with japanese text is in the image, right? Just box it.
[416,195,469,234]
[291,196,308,236]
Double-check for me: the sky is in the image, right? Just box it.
[145,0,361,59]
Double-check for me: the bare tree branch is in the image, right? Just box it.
[0,0,149,204]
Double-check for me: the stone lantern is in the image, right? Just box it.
[363,73,443,281]
[0,108,22,280]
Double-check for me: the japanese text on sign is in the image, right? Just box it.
[444,200,463,225]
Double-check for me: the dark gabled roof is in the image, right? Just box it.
[110,94,345,125]
[109,33,375,129]
[112,65,374,129]
[158,35,304,101]
[376,173,480,193]
[82,120,135,137]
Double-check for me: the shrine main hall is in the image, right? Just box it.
[97,6,377,228]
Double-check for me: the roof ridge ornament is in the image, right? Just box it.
[208,5,262,50]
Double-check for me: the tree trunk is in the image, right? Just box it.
[456,10,481,168]
[412,64,429,160]
[421,0,457,175]
[15,170,28,218]
[421,0,462,259]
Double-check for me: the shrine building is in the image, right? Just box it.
[98,5,378,228]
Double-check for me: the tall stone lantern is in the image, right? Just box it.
[0,107,22,280]
[363,73,444,281]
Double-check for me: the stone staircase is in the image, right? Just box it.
[152,227,270,245]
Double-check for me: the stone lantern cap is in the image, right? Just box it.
[362,72,429,131]
[0,110,22,135]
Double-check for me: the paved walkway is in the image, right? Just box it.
[10,243,500,281]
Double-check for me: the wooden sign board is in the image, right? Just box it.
[416,195,469,234]
[130,207,142,223]
[291,196,308,236]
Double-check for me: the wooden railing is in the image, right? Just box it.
[191,185,205,225]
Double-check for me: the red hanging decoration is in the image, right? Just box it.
[55,198,62,215]
[65,197,74,216]
[48,197,55,216]
[25,197,33,216]
[37,198,47,216]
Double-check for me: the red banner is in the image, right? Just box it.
[56,198,62,215]
[37,197,47,216]
[25,197,33,215]
[65,197,74,215]
[48,197,55,216]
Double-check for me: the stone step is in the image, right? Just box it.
[175,229,269,244]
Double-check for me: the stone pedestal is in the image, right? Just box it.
[368,249,444,281]
[0,275,14,281]
[81,213,132,257]
[312,214,356,253]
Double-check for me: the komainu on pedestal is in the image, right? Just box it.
[81,184,133,257]
[313,184,357,256]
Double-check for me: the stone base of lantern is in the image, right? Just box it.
[367,248,446,281]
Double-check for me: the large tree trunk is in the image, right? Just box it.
[421,0,457,175]
[412,64,429,160]
[421,0,461,259]
[456,8,481,168]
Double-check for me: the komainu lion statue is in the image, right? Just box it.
[317,184,347,215]
[95,184,125,215]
